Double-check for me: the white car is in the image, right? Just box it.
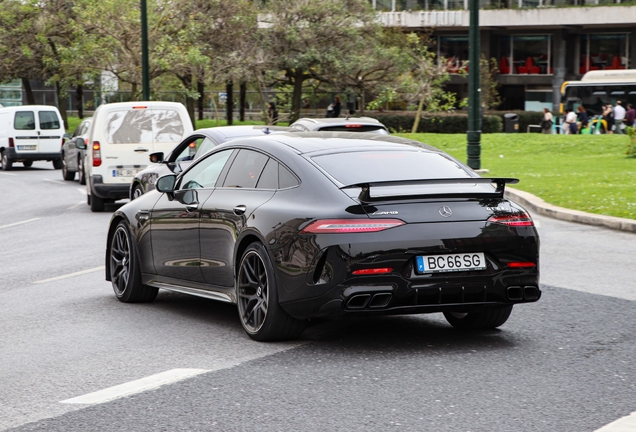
[79,101,193,212]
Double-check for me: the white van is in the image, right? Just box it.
[0,105,65,170]
[81,101,193,212]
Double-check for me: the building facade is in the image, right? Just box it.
[376,1,636,111]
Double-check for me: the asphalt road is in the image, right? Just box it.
[1,162,635,432]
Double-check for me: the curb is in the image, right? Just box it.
[504,187,636,234]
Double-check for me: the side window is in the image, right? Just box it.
[222,150,269,189]
[39,111,61,130]
[14,111,35,130]
[175,137,205,162]
[256,159,278,189]
[194,137,218,160]
[180,149,233,190]
[279,164,300,189]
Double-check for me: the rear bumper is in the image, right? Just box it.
[4,147,61,161]
[91,175,131,200]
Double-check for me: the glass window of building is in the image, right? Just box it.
[438,35,469,73]
[394,0,443,10]
[579,33,629,74]
[498,35,551,75]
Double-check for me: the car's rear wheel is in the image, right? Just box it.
[237,243,306,341]
[90,194,105,212]
[131,183,144,200]
[78,158,86,185]
[61,156,75,181]
[1,152,12,171]
[23,161,33,168]
[109,221,158,303]
[443,305,513,330]
[52,159,63,169]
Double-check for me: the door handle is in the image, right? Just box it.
[185,204,198,213]
[233,205,247,215]
[134,148,149,153]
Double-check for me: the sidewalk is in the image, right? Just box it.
[505,187,636,234]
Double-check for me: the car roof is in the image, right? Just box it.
[293,117,384,126]
[195,125,293,142]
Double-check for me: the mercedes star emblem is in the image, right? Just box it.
[439,206,453,218]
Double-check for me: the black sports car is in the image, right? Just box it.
[129,125,292,200]
[106,132,540,341]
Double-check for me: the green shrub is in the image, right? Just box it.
[372,112,503,134]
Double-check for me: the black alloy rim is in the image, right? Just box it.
[238,251,269,333]
[110,226,131,295]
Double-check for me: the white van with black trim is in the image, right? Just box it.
[0,105,65,170]
[80,101,193,212]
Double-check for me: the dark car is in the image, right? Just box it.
[129,125,292,200]
[106,132,540,341]
[289,116,389,134]
[61,117,92,184]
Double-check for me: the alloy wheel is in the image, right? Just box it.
[238,250,269,333]
[110,226,131,296]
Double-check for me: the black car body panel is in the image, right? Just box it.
[107,132,539,328]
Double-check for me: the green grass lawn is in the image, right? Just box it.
[397,133,636,220]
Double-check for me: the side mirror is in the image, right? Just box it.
[156,174,177,193]
[75,138,87,150]
[149,152,164,163]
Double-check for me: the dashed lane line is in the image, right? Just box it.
[60,368,210,405]
[0,218,41,230]
[68,200,85,210]
[596,411,636,431]
[77,188,85,195]
[43,179,66,184]
[0,171,18,176]
[33,266,104,284]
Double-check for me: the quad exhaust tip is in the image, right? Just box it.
[346,293,393,309]
[507,286,540,301]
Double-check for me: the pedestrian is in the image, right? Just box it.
[325,103,334,118]
[267,102,278,125]
[614,100,626,134]
[576,105,589,133]
[564,109,578,134]
[333,95,342,118]
[541,108,553,134]
[602,102,614,134]
[625,103,636,128]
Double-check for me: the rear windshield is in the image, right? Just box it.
[311,150,472,185]
[39,111,61,130]
[104,109,185,144]
[14,111,35,130]
[317,125,388,134]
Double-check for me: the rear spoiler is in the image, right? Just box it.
[341,178,519,202]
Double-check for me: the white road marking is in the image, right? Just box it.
[595,410,636,431]
[60,368,209,405]
[0,218,41,230]
[68,200,85,210]
[0,171,18,176]
[43,179,65,184]
[77,188,85,195]
[33,266,104,284]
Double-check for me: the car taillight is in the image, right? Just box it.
[300,219,405,234]
[488,212,534,227]
[8,137,14,148]
[345,124,362,128]
[352,268,393,275]
[507,262,536,268]
[92,141,102,167]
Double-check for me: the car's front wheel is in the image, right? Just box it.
[52,159,63,170]
[61,155,75,181]
[78,157,86,185]
[131,183,144,200]
[109,221,158,303]
[443,305,513,330]
[1,152,12,171]
[237,243,306,341]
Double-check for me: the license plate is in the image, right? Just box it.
[17,145,36,150]
[416,253,486,274]
[112,168,140,177]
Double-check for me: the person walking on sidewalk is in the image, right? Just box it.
[614,100,626,134]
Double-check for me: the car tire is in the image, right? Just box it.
[52,159,63,170]
[443,305,513,330]
[61,156,75,181]
[78,158,86,185]
[131,183,144,200]
[109,221,158,303]
[90,194,105,212]
[1,152,12,171]
[237,242,306,341]
[23,161,33,168]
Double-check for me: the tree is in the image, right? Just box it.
[480,56,502,110]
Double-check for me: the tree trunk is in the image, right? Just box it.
[239,82,246,122]
[130,83,138,101]
[55,82,68,130]
[197,80,204,121]
[76,83,84,119]
[22,78,35,105]
[176,74,196,128]
[226,80,234,126]
[411,94,426,134]
[290,69,304,123]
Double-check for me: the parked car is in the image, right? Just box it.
[0,105,65,170]
[61,117,92,184]
[129,125,292,200]
[289,116,389,134]
[105,132,540,341]
[79,101,193,212]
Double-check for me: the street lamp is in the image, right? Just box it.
[467,0,481,170]
[141,0,150,100]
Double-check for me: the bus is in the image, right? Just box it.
[561,70,636,116]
